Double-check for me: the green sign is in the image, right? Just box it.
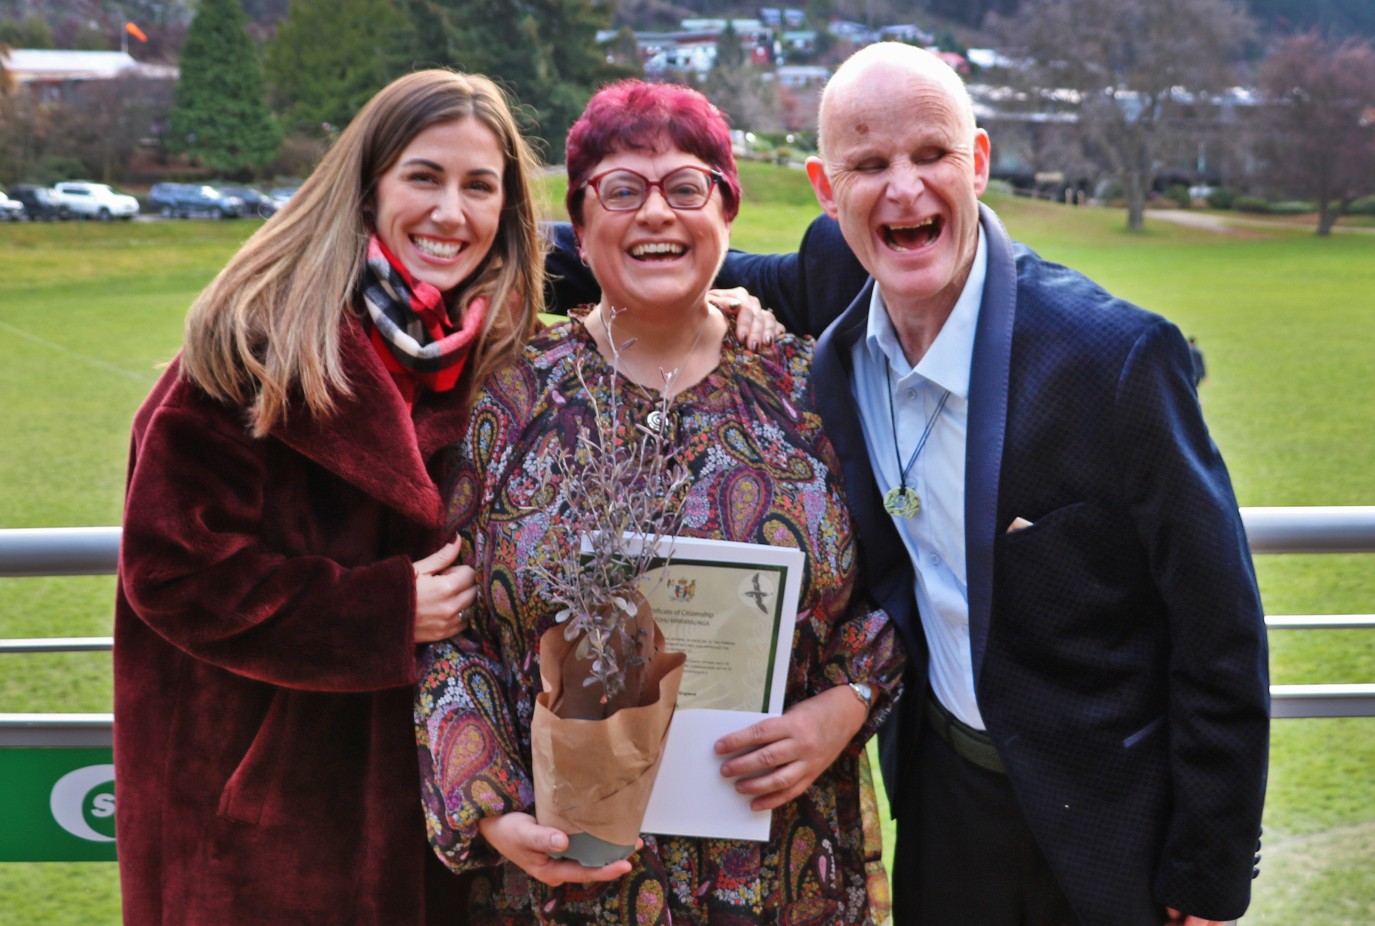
[0,748,117,861]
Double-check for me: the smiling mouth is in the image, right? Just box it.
[412,235,464,260]
[883,217,941,251]
[629,242,686,260]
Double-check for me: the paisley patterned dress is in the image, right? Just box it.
[416,309,905,925]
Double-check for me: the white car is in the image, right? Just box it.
[52,181,140,221]
[0,186,23,221]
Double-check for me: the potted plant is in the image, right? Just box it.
[527,311,691,866]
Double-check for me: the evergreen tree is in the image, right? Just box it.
[405,0,636,161]
[168,0,280,174]
[265,0,409,134]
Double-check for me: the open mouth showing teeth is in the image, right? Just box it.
[630,242,686,260]
[884,217,941,251]
[413,236,462,259]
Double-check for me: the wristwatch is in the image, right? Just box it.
[847,681,873,712]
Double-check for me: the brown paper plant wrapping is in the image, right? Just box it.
[531,599,686,864]
[526,308,691,865]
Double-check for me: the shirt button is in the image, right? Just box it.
[929,553,940,565]
[906,388,918,400]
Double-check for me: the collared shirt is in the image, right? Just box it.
[849,225,988,729]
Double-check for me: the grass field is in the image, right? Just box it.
[2,161,1373,923]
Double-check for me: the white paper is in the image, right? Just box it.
[641,708,774,841]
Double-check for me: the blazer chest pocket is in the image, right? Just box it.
[994,501,1149,628]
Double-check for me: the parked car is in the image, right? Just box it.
[268,186,300,207]
[147,183,247,219]
[217,185,279,218]
[0,185,23,221]
[8,184,70,220]
[52,181,140,221]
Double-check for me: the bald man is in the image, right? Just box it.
[796,44,1268,926]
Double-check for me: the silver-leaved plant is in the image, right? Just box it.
[528,308,692,713]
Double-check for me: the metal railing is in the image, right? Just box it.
[3,507,1375,748]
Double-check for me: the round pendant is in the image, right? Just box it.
[646,409,665,433]
[883,485,922,519]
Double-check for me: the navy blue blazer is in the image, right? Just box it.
[543,208,1269,924]
[806,205,1268,925]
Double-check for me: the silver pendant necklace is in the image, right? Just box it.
[882,359,950,519]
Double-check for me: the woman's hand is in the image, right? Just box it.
[477,812,636,886]
[709,287,784,350]
[412,539,476,643]
[714,684,868,811]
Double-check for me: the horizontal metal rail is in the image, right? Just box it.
[1270,685,1375,719]
[1241,506,1375,554]
[3,509,1375,727]
[0,713,114,747]
[0,506,1370,575]
[0,637,114,653]
[4,613,1373,655]
[3,683,1374,746]
[0,526,121,577]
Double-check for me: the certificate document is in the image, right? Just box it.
[641,538,802,715]
[583,534,805,841]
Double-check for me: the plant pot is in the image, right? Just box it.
[530,603,686,866]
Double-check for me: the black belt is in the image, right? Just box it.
[924,696,1006,775]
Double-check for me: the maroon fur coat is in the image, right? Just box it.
[114,316,470,924]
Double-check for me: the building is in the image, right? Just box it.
[1,49,176,104]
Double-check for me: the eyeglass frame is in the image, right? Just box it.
[582,165,726,213]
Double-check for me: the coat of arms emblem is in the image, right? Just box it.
[668,577,696,602]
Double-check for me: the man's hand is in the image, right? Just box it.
[476,812,636,886]
[710,287,784,350]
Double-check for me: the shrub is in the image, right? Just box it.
[1234,195,1271,214]
[1165,184,1192,208]
[1269,201,1316,215]
[1206,187,1236,210]
[1347,196,1375,216]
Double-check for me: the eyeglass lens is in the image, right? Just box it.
[596,167,714,211]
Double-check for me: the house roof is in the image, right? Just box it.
[2,49,176,83]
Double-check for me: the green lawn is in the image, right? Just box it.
[1,162,1373,923]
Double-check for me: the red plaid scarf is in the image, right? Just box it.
[360,234,488,402]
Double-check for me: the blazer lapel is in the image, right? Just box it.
[272,317,446,529]
[966,203,1018,687]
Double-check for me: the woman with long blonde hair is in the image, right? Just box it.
[114,69,542,925]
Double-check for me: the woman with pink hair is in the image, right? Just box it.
[417,80,904,925]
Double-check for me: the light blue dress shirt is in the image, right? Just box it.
[849,226,988,729]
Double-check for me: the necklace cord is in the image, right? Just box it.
[885,359,952,494]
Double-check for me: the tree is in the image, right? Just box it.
[0,14,54,49]
[264,0,409,134]
[167,0,280,174]
[405,0,636,161]
[990,0,1255,230]
[49,75,175,181]
[704,20,781,133]
[1258,32,1375,235]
